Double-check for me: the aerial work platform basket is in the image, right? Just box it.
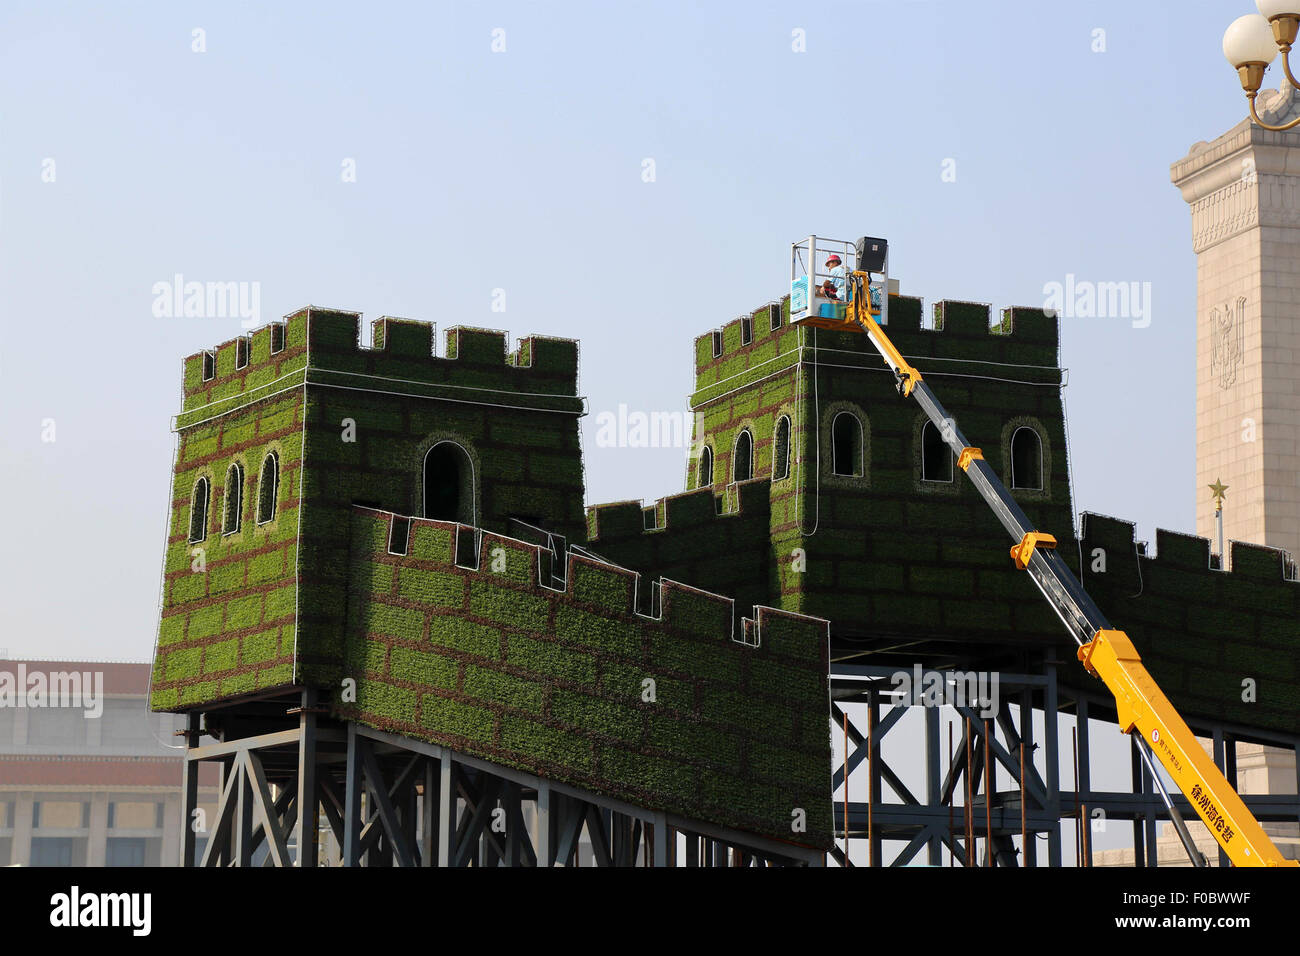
[789,235,893,331]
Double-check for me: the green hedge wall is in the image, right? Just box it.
[627,297,1077,647]
[338,508,833,850]
[1077,514,1300,734]
[151,391,304,710]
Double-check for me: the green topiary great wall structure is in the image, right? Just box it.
[150,293,1300,856]
[152,305,833,850]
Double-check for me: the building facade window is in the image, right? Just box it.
[921,421,953,482]
[1011,426,1043,490]
[106,837,147,867]
[733,430,753,482]
[773,416,791,480]
[189,477,210,543]
[698,445,713,488]
[256,453,279,524]
[831,412,863,477]
[222,463,244,535]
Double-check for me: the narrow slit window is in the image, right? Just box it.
[733,430,753,482]
[257,453,279,524]
[222,463,244,535]
[773,416,790,481]
[189,477,210,543]
[1011,427,1043,490]
[740,316,753,346]
[769,303,782,331]
[921,421,953,482]
[271,324,285,354]
[831,413,863,477]
[698,445,713,488]
[711,331,723,358]
[202,351,216,381]
[235,338,249,370]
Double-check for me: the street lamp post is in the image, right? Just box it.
[1223,2,1300,129]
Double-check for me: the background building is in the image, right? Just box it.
[0,659,217,866]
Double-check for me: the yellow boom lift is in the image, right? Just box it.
[791,235,1297,867]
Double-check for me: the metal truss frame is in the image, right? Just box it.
[178,690,822,867]
[829,661,1300,867]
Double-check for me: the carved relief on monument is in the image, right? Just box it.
[1210,296,1247,390]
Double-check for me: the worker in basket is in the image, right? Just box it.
[823,254,847,301]
[822,254,883,316]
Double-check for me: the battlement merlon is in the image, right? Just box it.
[693,295,1062,398]
[585,479,770,542]
[179,306,581,420]
[335,506,833,849]
[354,505,820,648]
[1080,512,1299,581]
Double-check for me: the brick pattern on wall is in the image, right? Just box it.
[151,390,304,709]
[339,508,834,849]
[158,310,587,707]
[294,333,586,688]
[675,297,1075,643]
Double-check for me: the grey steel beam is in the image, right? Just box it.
[245,750,291,867]
[925,704,942,865]
[186,727,305,761]
[247,774,295,864]
[1044,662,1062,867]
[436,755,456,867]
[954,705,1048,807]
[342,722,362,866]
[199,758,241,868]
[358,742,418,868]
[233,754,252,867]
[1077,696,1093,868]
[421,759,436,867]
[653,812,669,868]
[1021,686,1038,867]
[180,712,201,867]
[553,794,586,866]
[536,781,552,867]
[295,687,319,868]
[889,827,932,867]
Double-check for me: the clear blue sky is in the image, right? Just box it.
[0,0,1259,661]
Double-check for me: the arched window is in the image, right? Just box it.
[698,445,713,488]
[256,453,279,524]
[921,421,953,483]
[222,463,244,535]
[1011,427,1043,490]
[189,477,210,544]
[733,430,753,482]
[773,416,791,481]
[831,412,863,477]
[424,441,475,523]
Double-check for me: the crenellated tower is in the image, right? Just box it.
[592,295,1077,661]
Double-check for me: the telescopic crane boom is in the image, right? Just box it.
[830,240,1296,868]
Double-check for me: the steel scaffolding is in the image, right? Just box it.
[829,660,1300,866]
[177,689,822,867]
